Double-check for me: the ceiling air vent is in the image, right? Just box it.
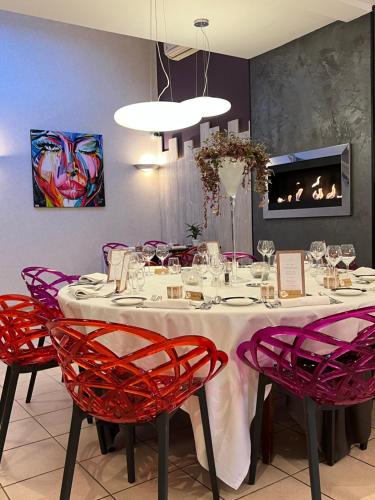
[163,43,198,61]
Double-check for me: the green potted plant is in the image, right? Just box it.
[186,223,203,246]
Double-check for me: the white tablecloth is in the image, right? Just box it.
[58,270,375,489]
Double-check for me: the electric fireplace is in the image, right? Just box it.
[263,143,351,219]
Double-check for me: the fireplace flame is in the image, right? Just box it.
[277,197,285,203]
[311,176,321,188]
[326,184,336,199]
[287,195,292,202]
[312,188,324,200]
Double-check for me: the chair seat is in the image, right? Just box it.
[1,345,57,367]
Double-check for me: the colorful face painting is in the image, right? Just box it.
[31,130,105,208]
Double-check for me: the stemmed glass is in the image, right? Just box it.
[142,244,155,275]
[265,241,275,264]
[309,241,326,270]
[326,245,342,277]
[156,244,170,269]
[192,253,208,280]
[209,254,226,294]
[128,252,140,292]
[341,244,356,277]
[257,240,269,262]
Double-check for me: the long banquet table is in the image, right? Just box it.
[58,268,375,489]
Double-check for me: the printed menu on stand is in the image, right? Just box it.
[107,249,131,292]
[276,250,305,299]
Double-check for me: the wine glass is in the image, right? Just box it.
[309,241,326,269]
[192,253,208,279]
[265,241,275,264]
[197,242,208,256]
[326,245,342,277]
[208,254,226,294]
[142,244,155,275]
[168,257,181,274]
[303,251,313,273]
[156,244,169,269]
[257,240,269,262]
[128,252,140,292]
[341,244,356,277]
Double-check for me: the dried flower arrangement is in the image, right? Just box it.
[195,131,270,225]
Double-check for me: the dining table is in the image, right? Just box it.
[58,267,375,490]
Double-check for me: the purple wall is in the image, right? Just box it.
[157,48,250,152]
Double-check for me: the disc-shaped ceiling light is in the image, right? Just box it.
[182,18,231,119]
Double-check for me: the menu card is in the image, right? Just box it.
[206,241,220,257]
[107,249,131,292]
[276,250,305,299]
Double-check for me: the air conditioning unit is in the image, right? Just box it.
[163,43,198,61]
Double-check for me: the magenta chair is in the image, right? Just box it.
[102,242,129,267]
[222,252,257,263]
[144,240,167,247]
[237,305,375,500]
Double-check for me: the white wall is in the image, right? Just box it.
[0,10,162,292]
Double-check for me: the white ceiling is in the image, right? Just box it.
[0,0,374,58]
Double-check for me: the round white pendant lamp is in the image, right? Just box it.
[182,96,231,118]
[114,101,202,132]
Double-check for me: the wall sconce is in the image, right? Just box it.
[134,163,160,173]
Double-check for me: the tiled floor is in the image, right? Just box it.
[0,365,374,499]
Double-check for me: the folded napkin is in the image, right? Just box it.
[71,283,115,299]
[142,299,191,310]
[354,267,375,276]
[79,272,108,284]
[280,296,331,308]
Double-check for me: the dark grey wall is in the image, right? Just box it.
[250,15,372,265]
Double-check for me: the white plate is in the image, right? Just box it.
[355,275,375,282]
[111,297,146,306]
[333,288,365,297]
[222,297,258,306]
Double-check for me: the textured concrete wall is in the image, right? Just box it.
[250,15,372,265]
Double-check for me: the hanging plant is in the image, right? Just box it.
[195,131,271,225]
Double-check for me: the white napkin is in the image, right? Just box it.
[142,299,191,310]
[354,267,375,276]
[79,273,108,284]
[280,296,331,308]
[71,283,115,299]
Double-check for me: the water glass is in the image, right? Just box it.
[192,253,208,278]
[326,245,342,276]
[310,241,326,268]
[168,257,181,274]
[142,244,155,275]
[341,244,356,276]
[209,254,226,289]
[156,244,169,268]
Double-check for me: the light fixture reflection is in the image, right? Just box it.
[182,96,231,118]
[134,163,160,173]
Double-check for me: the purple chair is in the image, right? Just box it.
[144,240,167,247]
[102,242,129,267]
[222,252,257,264]
[237,305,375,500]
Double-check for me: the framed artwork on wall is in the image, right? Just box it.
[31,129,105,208]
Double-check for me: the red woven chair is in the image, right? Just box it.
[237,305,375,500]
[0,298,59,461]
[102,242,129,268]
[48,318,228,500]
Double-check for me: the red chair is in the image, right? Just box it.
[21,266,79,316]
[0,298,59,461]
[237,305,375,500]
[48,318,228,500]
[102,242,129,268]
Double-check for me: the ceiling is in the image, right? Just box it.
[0,0,374,58]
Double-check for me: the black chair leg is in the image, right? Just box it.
[95,419,108,455]
[0,366,11,422]
[304,397,321,500]
[87,415,93,424]
[326,409,336,466]
[125,424,136,483]
[0,367,19,462]
[156,411,169,500]
[248,373,267,484]
[60,404,85,500]
[25,370,38,404]
[360,442,368,450]
[197,386,220,500]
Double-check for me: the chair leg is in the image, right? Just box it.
[304,397,321,500]
[197,386,220,500]
[95,419,108,455]
[0,367,19,462]
[360,442,368,450]
[261,391,274,464]
[60,404,85,500]
[0,366,11,422]
[125,424,136,483]
[248,373,267,485]
[25,337,45,404]
[156,411,169,500]
[326,409,336,466]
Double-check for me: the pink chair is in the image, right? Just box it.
[172,247,197,267]
[222,252,257,264]
[102,242,129,267]
[237,305,375,500]
[144,240,167,247]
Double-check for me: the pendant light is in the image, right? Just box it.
[114,1,202,132]
[182,19,231,118]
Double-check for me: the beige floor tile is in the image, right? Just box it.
[147,426,197,468]
[17,388,72,416]
[0,488,7,500]
[81,443,175,494]
[9,401,30,422]
[183,462,287,500]
[35,407,90,437]
[114,468,213,499]
[0,438,66,486]
[4,463,107,500]
[271,428,309,474]
[295,455,375,500]
[44,366,64,383]
[3,417,50,450]
[55,425,102,461]
[350,437,375,465]
[14,373,63,400]
[239,476,331,499]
